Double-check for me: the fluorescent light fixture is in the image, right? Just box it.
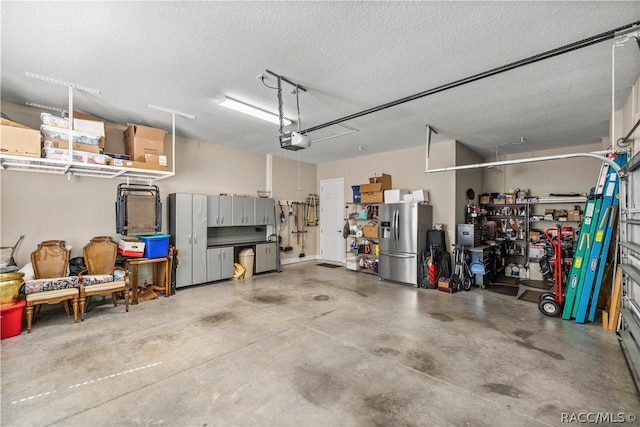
[218,96,291,126]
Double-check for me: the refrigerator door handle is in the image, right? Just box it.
[383,252,415,259]
[394,209,399,241]
[391,210,395,241]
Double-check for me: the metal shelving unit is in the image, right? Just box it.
[345,202,379,274]
[2,73,188,183]
[0,154,173,182]
[481,202,530,269]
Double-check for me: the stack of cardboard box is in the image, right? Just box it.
[359,173,392,203]
[0,111,170,172]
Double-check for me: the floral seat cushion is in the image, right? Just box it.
[24,276,79,295]
[81,274,114,286]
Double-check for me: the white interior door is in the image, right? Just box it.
[320,178,344,263]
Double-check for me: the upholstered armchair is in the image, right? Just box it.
[78,236,129,320]
[24,240,80,333]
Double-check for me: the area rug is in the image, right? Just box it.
[518,289,545,303]
[493,276,519,286]
[519,279,553,290]
[485,284,519,297]
[317,263,342,268]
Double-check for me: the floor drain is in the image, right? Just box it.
[313,295,329,301]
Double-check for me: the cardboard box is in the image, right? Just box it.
[124,125,165,162]
[568,210,582,222]
[528,243,546,260]
[438,278,451,289]
[42,138,103,154]
[1,118,31,129]
[108,158,167,171]
[117,239,145,257]
[555,210,568,218]
[360,182,384,203]
[368,173,392,191]
[0,124,42,158]
[492,198,505,205]
[505,194,516,204]
[363,225,378,238]
[144,153,167,166]
[545,208,555,215]
[529,231,541,241]
[480,195,491,204]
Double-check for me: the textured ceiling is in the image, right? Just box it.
[1,1,639,164]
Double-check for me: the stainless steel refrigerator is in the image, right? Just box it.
[378,203,433,285]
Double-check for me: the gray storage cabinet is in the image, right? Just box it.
[207,195,233,227]
[255,242,277,273]
[255,198,276,225]
[207,247,234,281]
[232,196,256,225]
[169,193,208,288]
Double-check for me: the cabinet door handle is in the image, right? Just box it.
[188,234,192,244]
[193,234,197,244]
[220,215,224,225]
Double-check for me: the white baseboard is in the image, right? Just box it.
[280,254,320,266]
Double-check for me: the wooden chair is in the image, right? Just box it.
[78,236,129,320]
[24,240,80,333]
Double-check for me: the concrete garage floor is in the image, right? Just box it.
[1,262,638,426]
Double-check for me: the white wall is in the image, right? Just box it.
[455,143,483,227]
[318,140,459,249]
[481,143,603,198]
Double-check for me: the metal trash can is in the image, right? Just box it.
[239,248,255,278]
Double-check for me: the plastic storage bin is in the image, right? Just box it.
[117,239,145,257]
[40,124,102,146]
[239,248,255,278]
[1,299,25,339]
[139,234,170,258]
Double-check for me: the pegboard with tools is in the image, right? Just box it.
[275,195,318,258]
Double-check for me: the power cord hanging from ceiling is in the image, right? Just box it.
[266,70,312,151]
